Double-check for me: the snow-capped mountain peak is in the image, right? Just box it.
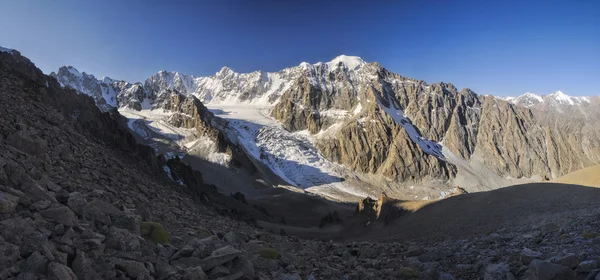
[65,66,83,78]
[511,92,544,107]
[326,55,366,70]
[508,90,590,108]
[216,66,235,77]
[547,90,574,105]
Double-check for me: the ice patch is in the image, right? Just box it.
[377,96,445,160]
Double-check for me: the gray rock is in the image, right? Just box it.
[207,266,229,278]
[440,272,456,280]
[199,245,241,271]
[215,271,244,280]
[0,191,19,213]
[81,200,118,225]
[156,261,179,279]
[418,250,452,262]
[47,262,77,280]
[67,192,87,216]
[157,244,178,259]
[14,272,37,280]
[40,243,55,261]
[38,176,62,193]
[359,245,379,259]
[40,206,77,226]
[0,242,21,268]
[112,213,141,235]
[105,227,141,251]
[223,232,242,246]
[275,273,302,280]
[279,252,298,267]
[521,248,543,265]
[528,259,573,280]
[116,259,149,278]
[28,200,51,211]
[182,266,209,280]
[145,262,155,276]
[232,256,255,278]
[19,251,48,275]
[403,256,424,269]
[578,260,599,273]
[191,243,210,259]
[172,243,198,260]
[484,263,516,280]
[71,250,101,279]
[549,254,580,269]
[20,231,49,258]
[172,257,202,268]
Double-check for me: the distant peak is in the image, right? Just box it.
[217,66,234,75]
[0,46,14,53]
[326,55,366,70]
[549,90,567,97]
[547,90,575,105]
[101,76,113,84]
[61,66,82,78]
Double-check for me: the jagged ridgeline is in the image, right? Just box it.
[51,53,600,197]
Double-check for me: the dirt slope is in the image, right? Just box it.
[552,164,600,187]
[360,182,600,242]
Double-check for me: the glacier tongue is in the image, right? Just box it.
[208,104,373,200]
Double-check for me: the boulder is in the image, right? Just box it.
[549,254,580,269]
[0,242,21,268]
[47,262,77,280]
[199,245,241,271]
[182,266,209,280]
[0,191,19,213]
[71,250,101,280]
[275,273,302,280]
[232,256,255,278]
[207,266,229,278]
[171,257,202,268]
[223,232,242,246]
[19,251,48,275]
[40,206,77,226]
[116,259,149,278]
[28,199,51,211]
[67,192,87,216]
[521,248,543,265]
[577,260,598,273]
[528,259,573,280]
[6,130,47,158]
[105,227,141,251]
[484,263,515,280]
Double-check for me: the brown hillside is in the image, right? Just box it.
[552,164,600,187]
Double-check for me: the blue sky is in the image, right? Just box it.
[1,0,598,96]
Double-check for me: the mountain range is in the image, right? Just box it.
[50,54,600,200]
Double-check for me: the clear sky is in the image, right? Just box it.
[1,0,598,96]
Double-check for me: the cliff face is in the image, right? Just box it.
[271,62,600,182]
